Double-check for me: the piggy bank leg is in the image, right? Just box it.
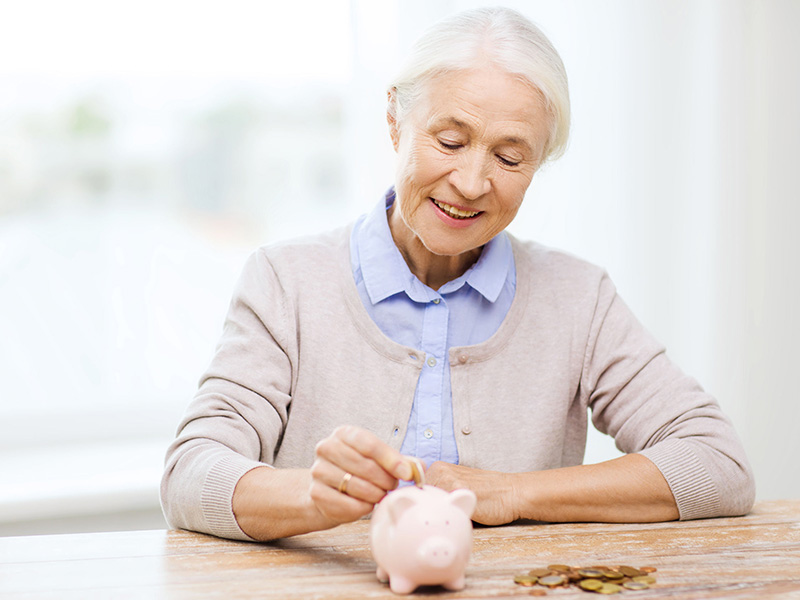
[442,575,466,591]
[376,566,389,583]
[388,574,417,595]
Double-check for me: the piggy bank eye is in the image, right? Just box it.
[425,520,429,526]
[445,520,450,526]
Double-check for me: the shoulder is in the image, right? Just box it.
[257,224,351,264]
[244,225,351,279]
[230,225,352,305]
[508,233,608,288]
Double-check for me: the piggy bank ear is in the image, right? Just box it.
[386,494,417,524]
[449,489,477,518]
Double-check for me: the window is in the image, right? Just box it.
[0,0,397,534]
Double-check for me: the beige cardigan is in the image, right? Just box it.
[160,226,755,540]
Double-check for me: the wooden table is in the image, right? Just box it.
[1,500,798,599]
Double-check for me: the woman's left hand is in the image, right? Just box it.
[424,461,519,526]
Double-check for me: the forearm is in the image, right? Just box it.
[232,467,338,541]
[513,453,678,523]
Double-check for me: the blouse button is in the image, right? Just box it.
[461,426,472,435]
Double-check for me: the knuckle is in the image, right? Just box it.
[335,424,357,441]
[314,436,337,458]
[309,459,325,478]
[428,460,445,475]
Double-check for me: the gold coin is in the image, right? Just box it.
[408,457,425,487]
[528,568,552,578]
[578,568,605,579]
[514,575,538,586]
[547,564,570,572]
[603,570,624,580]
[632,575,656,585]
[619,566,642,578]
[579,579,604,591]
[623,581,650,590]
[528,590,548,597]
[640,566,657,573]
[597,583,623,594]
[539,575,566,587]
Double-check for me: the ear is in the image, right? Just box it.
[448,489,477,518]
[386,87,400,152]
[386,493,416,524]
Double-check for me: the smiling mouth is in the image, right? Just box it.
[431,199,482,220]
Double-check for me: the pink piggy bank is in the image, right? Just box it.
[370,485,477,594]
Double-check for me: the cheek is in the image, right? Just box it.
[395,148,420,189]
[495,173,534,212]
[397,140,448,186]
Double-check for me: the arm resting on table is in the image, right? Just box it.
[512,453,678,523]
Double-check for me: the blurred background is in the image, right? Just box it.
[1,0,798,536]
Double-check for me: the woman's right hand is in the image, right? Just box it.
[310,425,414,524]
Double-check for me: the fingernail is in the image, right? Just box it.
[396,460,412,481]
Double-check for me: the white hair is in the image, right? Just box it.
[388,6,570,163]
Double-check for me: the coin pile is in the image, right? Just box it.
[513,564,657,594]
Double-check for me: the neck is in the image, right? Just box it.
[387,205,482,291]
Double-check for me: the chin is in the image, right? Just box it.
[421,237,479,258]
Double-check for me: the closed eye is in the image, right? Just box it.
[497,155,520,167]
[438,140,462,150]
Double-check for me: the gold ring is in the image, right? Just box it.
[338,472,352,495]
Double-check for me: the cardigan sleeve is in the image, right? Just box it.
[581,273,755,520]
[160,248,295,540]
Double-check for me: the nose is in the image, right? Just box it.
[448,149,491,200]
[417,536,457,569]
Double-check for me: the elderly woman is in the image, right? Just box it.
[161,7,754,541]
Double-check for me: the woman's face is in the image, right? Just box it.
[389,66,552,261]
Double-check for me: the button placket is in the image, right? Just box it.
[413,294,449,460]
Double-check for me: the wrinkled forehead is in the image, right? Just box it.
[408,68,551,152]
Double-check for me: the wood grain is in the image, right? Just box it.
[1,500,798,599]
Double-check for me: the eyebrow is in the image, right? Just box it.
[428,116,533,153]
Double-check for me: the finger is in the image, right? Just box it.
[316,436,398,492]
[334,425,413,481]
[318,427,407,488]
[310,459,388,504]
[309,478,374,524]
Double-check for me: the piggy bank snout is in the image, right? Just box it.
[416,536,457,569]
